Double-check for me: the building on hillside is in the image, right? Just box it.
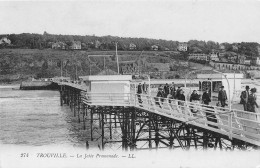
[209,52,219,61]
[151,45,159,51]
[129,43,137,50]
[237,55,246,64]
[251,57,260,66]
[178,42,188,51]
[52,43,59,49]
[188,53,209,61]
[0,37,11,44]
[52,42,67,49]
[255,57,260,66]
[219,44,225,50]
[232,45,238,51]
[227,54,238,63]
[219,57,228,63]
[70,41,81,50]
[81,43,88,50]
[244,60,251,65]
[95,40,101,49]
[218,52,225,58]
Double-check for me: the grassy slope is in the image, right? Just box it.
[0,49,211,83]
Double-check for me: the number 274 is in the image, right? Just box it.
[20,153,29,157]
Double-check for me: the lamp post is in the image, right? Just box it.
[212,69,233,139]
[212,69,231,111]
[115,42,119,74]
[88,55,91,75]
[184,70,195,103]
[60,61,63,77]
[143,74,151,96]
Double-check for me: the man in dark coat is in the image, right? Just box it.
[177,90,185,106]
[218,86,227,107]
[142,82,148,94]
[155,88,164,108]
[190,90,200,102]
[247,88,259,112]
[137,83,143,104]
[202,88,211,105]
[170,82,176,99]
[164,83,170,98]
[240,85,250,111]
[176,86,181,99]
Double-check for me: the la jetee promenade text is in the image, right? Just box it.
[35,153,119,159]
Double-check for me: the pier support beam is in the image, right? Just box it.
[60,86,64,106]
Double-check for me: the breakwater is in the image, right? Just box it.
[20,81,59,90]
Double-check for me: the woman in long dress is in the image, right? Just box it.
[190,90,200,113]
[177,90,186,114]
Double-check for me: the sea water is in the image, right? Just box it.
[0,87,90,148]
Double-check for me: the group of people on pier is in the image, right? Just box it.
[186,86,227,107]
[154,83,185,108]
[240,86,259,112]
[136,82,259,113]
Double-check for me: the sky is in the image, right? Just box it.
[0,0,260,43]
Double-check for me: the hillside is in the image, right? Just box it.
[3,48,258,84]
[0,49,199,84]
[1,33,259,58]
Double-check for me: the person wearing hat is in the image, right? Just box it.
[169,82,176,99]
[155,86,164,108]
[164,83,170,98]
[142,82,148,94]
[202,88,211,105]
[218,86,227,108]
[137,83,143,104]
[175,86,182,100]
[247,88,259,112]
[240,85,250,111]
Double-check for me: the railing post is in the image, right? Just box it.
[228,110,232,140]
[184,102,188,122]
[148,95,151,110]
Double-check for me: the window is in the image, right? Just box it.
[201,81,211,92]
[212,81,222,92]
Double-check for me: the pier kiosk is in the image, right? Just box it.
[79,75,132,106]
[197,73,243,102]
